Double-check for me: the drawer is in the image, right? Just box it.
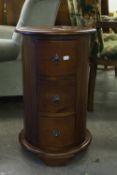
[38,115,75,151]
[34,40,78,76]
[37,78,76,113]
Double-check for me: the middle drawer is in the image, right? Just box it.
[37,78,76,113]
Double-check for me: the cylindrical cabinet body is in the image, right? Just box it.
[16,26,95,166]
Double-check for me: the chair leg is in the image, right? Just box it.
[87,62,97,112]
[104,65,108,70]
[115,67,117,76]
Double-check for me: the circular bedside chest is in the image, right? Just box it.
[16,26,96,166]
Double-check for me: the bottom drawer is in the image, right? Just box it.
[38,115,75,151]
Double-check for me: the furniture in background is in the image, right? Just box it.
[16,25,95,166]
[101,0,109,16]
[0,0,62,96]
[88,20,117,111]
[0,0,24,96]
[0,0,24,25]
[81,0,117,111]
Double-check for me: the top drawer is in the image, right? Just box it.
[34,40,78,77]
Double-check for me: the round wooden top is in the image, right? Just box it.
[16,26,96,36]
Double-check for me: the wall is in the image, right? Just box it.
[109,0,117,12]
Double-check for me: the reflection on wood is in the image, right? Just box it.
[0,0,24,25]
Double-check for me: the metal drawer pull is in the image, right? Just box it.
[63,55,70,61]
[52,129,61,137]
[52,95,60,103]
[51,54,60,63]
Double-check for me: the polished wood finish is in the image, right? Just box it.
[17,26,95,166]
[38,115,75,151]
[6,0,24,25]
[0,0,4,24]
[55,0,71,25]
[37,78,76,113]
[36,41,78,76]
[0,0,24,25]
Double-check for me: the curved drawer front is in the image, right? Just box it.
[37,78,76,113]
[38,115,75,151]
[35,40,78,76]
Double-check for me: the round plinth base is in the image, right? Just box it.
[19,129,92,166]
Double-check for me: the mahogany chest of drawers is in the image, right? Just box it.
[16,26,95,166]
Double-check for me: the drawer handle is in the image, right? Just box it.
[52,95,60,103]
[52,129,61,137]
[51,54,60,63]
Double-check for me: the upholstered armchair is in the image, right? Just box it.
[0,0,60,96]
[67,0,117,111]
